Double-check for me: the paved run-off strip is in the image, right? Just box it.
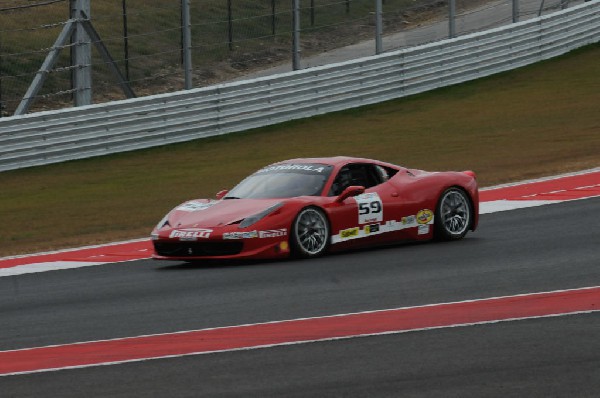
[1,169,599,277]
[1,286,598,376]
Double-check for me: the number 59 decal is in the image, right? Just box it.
[355,192,383,224]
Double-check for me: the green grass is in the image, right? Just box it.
[0,43,598,257]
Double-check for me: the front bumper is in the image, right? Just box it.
[151,232,291,261]
[153,240,244,258]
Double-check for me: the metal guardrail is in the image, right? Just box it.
[0,2,598,172]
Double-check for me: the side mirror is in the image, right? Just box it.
[335,185,365,203]
[216,189,229,200]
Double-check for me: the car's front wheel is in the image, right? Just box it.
[291,207,330,258]
[434,188,472,240]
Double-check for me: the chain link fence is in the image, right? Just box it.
[0,0,582,116]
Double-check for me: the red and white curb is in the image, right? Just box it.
[1,168,599,277]
[479,168,600,213]
[1,286,598,376]
[0,239,152,277]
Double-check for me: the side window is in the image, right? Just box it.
[329,166,353,196]
[329,164,386,196]
[373,165,400,182]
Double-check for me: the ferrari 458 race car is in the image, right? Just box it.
[151,156,479,261]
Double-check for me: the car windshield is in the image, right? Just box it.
[225,163,333,199]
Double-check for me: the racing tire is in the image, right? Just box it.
[291,207,330,258]
[434,187,472,241]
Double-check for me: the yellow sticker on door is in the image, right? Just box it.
[340,227,360,239]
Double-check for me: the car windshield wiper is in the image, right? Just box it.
[223,196,241,199]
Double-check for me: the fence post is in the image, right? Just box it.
[538,0,546,16]
[448,0,456,38]
[375,0,383,54]
[182,0,192,89]
[0,34,3,117]
[227,0,233,50]
[14,21,76,115]
[292,0,300,70]
[122,0,130,81]
[71,0,92,106]
[272,0,276,35]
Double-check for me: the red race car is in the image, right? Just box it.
[151,156,478,261]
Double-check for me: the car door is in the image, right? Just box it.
[326,162,400,246]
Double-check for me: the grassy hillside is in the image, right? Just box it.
[0,43,598,257]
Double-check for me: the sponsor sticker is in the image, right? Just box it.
[364,224,380,234]
[418,224,430,235]
[223,231,258,240]
[402,215,417,225]
[278,241,290,253]
[355,192,383,224]
[259,229,287,238]
[340,227,360,239]
[417,209,434,225]
[176,201,216,212]
[256,164,327,174]
[169,228,212,240]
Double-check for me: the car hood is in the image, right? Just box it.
[169,198,285,228]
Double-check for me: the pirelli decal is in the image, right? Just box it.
[330,210,434,244]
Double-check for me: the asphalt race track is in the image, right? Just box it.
[1,197,599,397]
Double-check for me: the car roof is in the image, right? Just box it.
[277,156,400,169]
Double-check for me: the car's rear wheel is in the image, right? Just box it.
[291,207,329,258]
[434,188,472,240]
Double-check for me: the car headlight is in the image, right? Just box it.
[239,203,283,229]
